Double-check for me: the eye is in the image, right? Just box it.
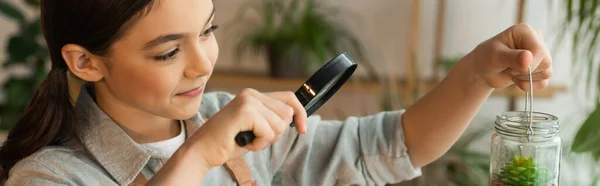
[154,48,180,61]
[202,25,219,36]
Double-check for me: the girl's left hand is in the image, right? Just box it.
[463,23,553,91]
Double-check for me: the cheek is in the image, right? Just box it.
[208,37,219,66]
[107,62,180,106]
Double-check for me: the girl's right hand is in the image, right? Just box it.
[184,88,308,169]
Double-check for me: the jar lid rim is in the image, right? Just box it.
[495,111,560,138]
[496,111,559,123]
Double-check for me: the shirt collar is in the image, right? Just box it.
[73,84,204,185]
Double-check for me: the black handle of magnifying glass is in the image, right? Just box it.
[235,131,255,147]
[235,122,296,146]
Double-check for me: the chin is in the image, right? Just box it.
[176,102,203,119]
[168,110,199,120]
[165,94,203,119]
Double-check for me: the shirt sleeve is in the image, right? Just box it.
[263,110,422,185]
[4,159,69,186]
[204,91,421,185]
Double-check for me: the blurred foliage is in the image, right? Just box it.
[572,105,600,161]
[393,126,491,186]
[440,55,462,73]
[0,0,46,130]
[556,0,600,161]
[230,0,377,79]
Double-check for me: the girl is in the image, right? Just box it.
[0,0,552,185]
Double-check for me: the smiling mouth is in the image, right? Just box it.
[176,84,205,97]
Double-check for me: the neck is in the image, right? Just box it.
[93,87,181,144]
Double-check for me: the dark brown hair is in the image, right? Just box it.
[0,0,155,179]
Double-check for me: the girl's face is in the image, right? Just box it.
[94,0,218,120]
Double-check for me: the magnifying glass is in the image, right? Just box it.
[235,52,358,146]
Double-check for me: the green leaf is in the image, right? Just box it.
[594,148,600,161]
[591,0,599,16]
[595,56,600,103]
[22,18,42,38]
[578,0,586,26]
[0,1,26,23]
[586,55,595,99]
[592,174,600,186]
[573,25,581,56]
[7,34,38,62]
[572,105,600,152]
[567,0,574,21]
[0,108,22,130]
[588,25,600,58]
[3,78,35,108]
[584,4,597,37]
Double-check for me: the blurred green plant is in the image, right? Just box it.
[440,55,462,73]
[230,0,377,79]
[556,0,600,162]
[593,175,600,186]
[394,126,491,186]
[0,0,46,130]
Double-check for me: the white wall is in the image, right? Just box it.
[0,0,598,184]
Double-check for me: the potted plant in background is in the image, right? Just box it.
[229,0,377,79]
[0,0,47,131]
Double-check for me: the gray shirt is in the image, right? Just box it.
[4,86,421,185]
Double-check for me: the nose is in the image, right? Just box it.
[184,45,213,79]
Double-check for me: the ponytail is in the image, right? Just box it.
[0,67,78,179]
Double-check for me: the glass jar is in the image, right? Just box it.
[490,111,561,186]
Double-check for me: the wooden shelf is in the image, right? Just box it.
[492,85,567,98]
[207,73,568,98]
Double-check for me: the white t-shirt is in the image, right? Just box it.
[139,121,186,157]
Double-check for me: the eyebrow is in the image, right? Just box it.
[143,7,216,50]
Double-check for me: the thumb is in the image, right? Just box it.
[500,48,533,74]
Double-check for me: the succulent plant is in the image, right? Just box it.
[495,155,554,186]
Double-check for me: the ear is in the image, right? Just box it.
[61,44,107,82]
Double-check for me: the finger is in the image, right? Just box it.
[244,90,305,138]
[253,97,288,142]
[239,89,289,142]
[243,91,294,141]
[535,29,544,43]
[248,91,295,125]
[534,29,553,75]
[513,66,552,81]
[513,79,549,92]
[243,105,274,151]
[504,55,551,75]
[498,47,533,73]
[264,91,308,134]
[234,95,274,150]
[240,89,307,134]
[511,24,547,70]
